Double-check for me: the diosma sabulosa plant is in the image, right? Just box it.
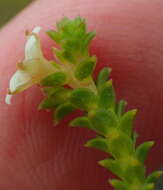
[6,17,162,190]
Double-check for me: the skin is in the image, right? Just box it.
[0,0,163,189]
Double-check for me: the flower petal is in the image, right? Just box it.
[32,26,41,34]
[9,69,33,94]
[6,26,59,104]
[5,95,12,105]
[25,26,43,61]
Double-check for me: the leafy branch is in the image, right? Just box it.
[6,16,162,190]
[39,17,162,190]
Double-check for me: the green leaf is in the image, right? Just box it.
[96,67,111,89]
[107,128,134,159]
[42,87,58,97]
[99,158,123,178]
[38,97,56,109]
[89,109,118,135]
[101,157,145,183]
[70,88,97,111]
[82,31,96,51]
[39,87,71,109]
[52,47,76,64]
[146,171,163,183]
[54,102,75,124]
[136,141,154,163]
[56,16,71,31]
[85,137,109,153]
[123,157,145,183]
[109,179,127,190]
[41,72,67,86]
[75,56,96,80]
[119,109,137,136]
[116,100,127,116]
[49,16,95,57]
[61,50,76,63]
[98,80,116,110]
[70,116,93,129]
[47,30,61,43]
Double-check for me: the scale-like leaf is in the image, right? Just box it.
[75,56,96,80]
[136,141,154,163]
[89,109,118,135]
[96,67,111,89]
[54,102,75,123]
[70,88,97,110]
[70,116,92,129]
[85,137,109,153]
[98,80,116,110]
[41,72,67,86]
[119,109,137,136]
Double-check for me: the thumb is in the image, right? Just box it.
[0,0,163,189]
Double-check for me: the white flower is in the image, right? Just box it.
[5,27,58,104]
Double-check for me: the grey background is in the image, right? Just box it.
[0,0,33,27]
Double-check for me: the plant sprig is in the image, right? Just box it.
[39,17,162,190]
[6,16,162,190]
